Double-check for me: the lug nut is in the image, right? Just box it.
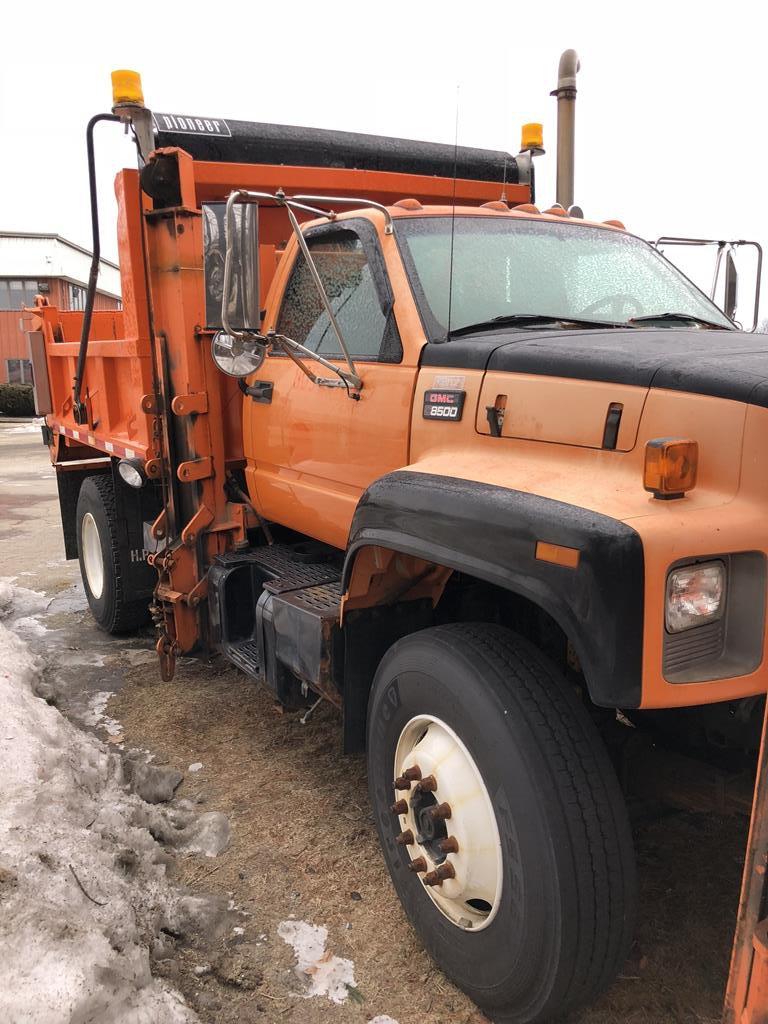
[402,765,422,781]
[396,829,414,846]
[390,799,408,815]
[429,802,452,821]
[408,856,427,873]
[438,836,459,854]
[394,776,411,791]
[416,774,437,793]
[423,862,455,886]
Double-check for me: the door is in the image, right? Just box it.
[243,217,416,550]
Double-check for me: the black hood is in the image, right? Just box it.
[420,328,768,408]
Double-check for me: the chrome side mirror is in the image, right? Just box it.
[210,331,266,379]
[202,197,261,334]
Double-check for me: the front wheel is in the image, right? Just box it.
[367,623,636,1024]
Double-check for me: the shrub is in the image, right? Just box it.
[0,383,35,417]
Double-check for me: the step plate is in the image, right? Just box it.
[213,543,341,595]
[223,639,262,679]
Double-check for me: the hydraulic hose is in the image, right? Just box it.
[73,113,122,424]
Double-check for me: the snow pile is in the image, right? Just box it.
[278,919,357,1004]
[2,418,45,435]
[0,582,230,1023]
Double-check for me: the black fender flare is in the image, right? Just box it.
[344,470,644,708]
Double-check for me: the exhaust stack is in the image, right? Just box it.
[552,49,580,210]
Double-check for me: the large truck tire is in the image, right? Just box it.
[75,474,152,634]
[367,623,636,1024]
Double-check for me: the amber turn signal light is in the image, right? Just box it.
[643,438,698,500]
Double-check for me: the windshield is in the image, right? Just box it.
[396,216,732,339]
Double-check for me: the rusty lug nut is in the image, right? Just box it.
[428,802,452,821]
[416,774,437,793]
[402,765,422,782]
[396,829,414,846]
[408,856,428,873]
[394,776,411,791]
[438,836,459,854]
[390,799,408,815]
[424,862,456,886]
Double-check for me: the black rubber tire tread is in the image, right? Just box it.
[76,474,151,634]
[367,622,636,1023]
[461,623,635,1014]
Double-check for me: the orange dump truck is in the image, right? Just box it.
[27,58,768,1023]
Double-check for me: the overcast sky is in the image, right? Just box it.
[1,0,765,323]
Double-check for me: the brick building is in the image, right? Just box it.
[0,233,121,384]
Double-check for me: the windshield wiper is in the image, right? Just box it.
[628,312,731,330]
[448,313,622,338]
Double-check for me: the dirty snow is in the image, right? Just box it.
[85,690,124,737]
[0,581,232,1023]
[0,577,48,619]
[278,919,357,1004]
[2,418,44,435]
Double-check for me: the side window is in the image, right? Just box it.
[276,228,400,362]
[6,358,33,384]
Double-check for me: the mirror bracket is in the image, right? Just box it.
[212,188,369,393]
[269,332,362,396]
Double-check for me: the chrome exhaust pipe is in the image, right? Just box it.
[552,49,580,210]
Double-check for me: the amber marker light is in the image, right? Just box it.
[643,438,698,500]
[521,123,545,155]
[535,541,580,569]
[111,70,144,107]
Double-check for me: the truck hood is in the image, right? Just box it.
[422,327,768,450]
[423,327,768,406]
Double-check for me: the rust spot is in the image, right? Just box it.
[424,862,455,886]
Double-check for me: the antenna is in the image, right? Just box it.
[446,88,460,341]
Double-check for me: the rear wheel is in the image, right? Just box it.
[367,623,636,1024]
[76,474,152,634]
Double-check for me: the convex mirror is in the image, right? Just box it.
[211,331,266,378]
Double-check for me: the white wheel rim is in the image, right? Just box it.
[81,512,105,600]
[394,714,503,931]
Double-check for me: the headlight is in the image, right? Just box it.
[118,458,145,489]
[665,561,726,633]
